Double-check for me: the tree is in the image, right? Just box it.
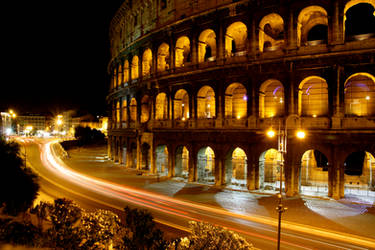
[169,221,255,250]
[0,137,39,215]
[122,206,167,250]
[74,126,105,146]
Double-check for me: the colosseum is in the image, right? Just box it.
[107,0,375,200]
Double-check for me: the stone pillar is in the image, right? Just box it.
[217,19,224,65]
[188,146,196,182]
[247,149,256,190]
[107,136,112,159]
[169,32,175,72]
[288,64,295,115]
[191,33,198,66]
[150,143,156,173]
[249,14,257,56]
[136,136,141,170]
[215,153,224,186]
[331,0,344,45]
[287,9,297,50]
[118,137,123,164]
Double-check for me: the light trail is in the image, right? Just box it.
[36,139,374,249]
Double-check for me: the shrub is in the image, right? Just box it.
[169,221,255,250]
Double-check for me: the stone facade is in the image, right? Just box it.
[107,0,375,199]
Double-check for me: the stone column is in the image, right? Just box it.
[217,19,224,65]
[168,144,175,177]
[136,136,141,170]
[247,148,256,190]
[107,136,112,159]
[287,9,297,50]
[331,146,344,199]
[189,146,197,182]
[249,14,257,56]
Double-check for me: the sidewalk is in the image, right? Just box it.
[62,144,375,240]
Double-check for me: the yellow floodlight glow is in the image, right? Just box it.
[266,129,276,138]
[296,130,306,139]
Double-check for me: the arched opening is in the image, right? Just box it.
[344,73,375,116]
[117,64,123,86]
[122,99,127,124]
[344,1,375,41]
[225,21,248,57]
[123,60,129,83]
[157,43,170,72]
[298,76,329,117]
[198,29,216,63]
[141,95,150,123]
[131,55,139,80]
[344,151,375,198]
[225,83,247,119]
[259,148,282,191]
[142,48,152,76]
[225,147,247,189]
[259,79,285,118]
[174,89,189,120]
[175,146,189,179]
[299,150,329,196]
[141,143,151,170]
[197,146,215,184]
[175,36,191,68]
[259,13,285,52]
[155,145,169,176]
[115,101,121,127]
[129,142,137,168]
[113,68,117,88]
[155,93,168,120]
[129,98,137,122]
[297,6,328,47]
[197,86,216,119]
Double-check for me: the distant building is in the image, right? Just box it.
[18,114,46,133]
[0,112,12,136]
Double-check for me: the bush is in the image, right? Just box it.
[0,218,42,247]
[122,206,167,250]
[169,221,255,250]
[0,137,39,216]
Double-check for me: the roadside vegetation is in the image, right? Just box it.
[0,136,255,249]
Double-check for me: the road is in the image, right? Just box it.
[20,138,374,249]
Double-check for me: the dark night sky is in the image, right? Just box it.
[0,1,124,116]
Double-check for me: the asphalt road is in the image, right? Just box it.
[20,138,374,250]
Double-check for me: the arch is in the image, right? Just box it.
[155,145,169,176]
[197,86,216,119]
[174,89,190,120]
[123,60,129,83]
[129,98,137,122]
[225,83,247,119]
[344,151,375,197]
[142,48,152,76]
[198,29,217,63]
[157,43,170,72]
[297,6,328,47]
[122,99,127,123]
[175,36,191,68]
[344,1,375,39]
[175,146,189,179]
[298,76,328,116]
[117,64,123,86]
[344,73,375,116]
[259,79,285,118]
[299,149,329,196]
[225,21,248,57]
[259,148,282,191]
[197,146,215,184]
[141,95,150,123]
[259,13,285,52]
[131,55,139,80]
[155,93,168,120]
[141,143,151,170]
[225,147,247,188]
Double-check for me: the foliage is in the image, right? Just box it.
[80,209,122,249]
[0,218,43,247]
[74,126,105,146]
[169,221,255,250]
[45,198,83,249]
[0,137,39,215]
[122,206,168,250]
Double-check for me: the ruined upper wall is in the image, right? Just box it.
[109,0,234,59]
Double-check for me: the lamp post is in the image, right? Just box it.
[267,122,305,250]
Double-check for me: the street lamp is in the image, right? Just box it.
[267,123,306,250]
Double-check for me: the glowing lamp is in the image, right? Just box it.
[296,130,306,139]
[266,129,276,138]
